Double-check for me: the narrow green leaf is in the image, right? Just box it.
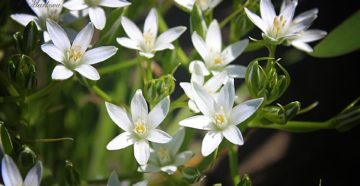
[0,123,14,154]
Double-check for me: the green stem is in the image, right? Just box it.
[220,6,244,28]
[90,85,113,103]
[265,44,277,72]
[98,58,140,75]
[22,137,74,143]
[228,145,240,186]
[0,71,19,96]
[25,81,60,103]
[248,120,332,132]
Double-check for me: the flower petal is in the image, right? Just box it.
[143,8,158,38]
[206,20,222,52]
[204,71,227,93]
[174,0,195,11]
[131,89,148,122]
[294,30,327,43]
[52,65,74,80]
[1,155,23,186]
[105,102,132,131]
[63,0,88,10]
[138,164,160,173]
[179,115,212,130]
[260,0,276,27]
[191,32,209,62]
[107,171,121,186]
[180,82,194,99]
[291,41,313,52]
[106,132,134,150]
[201,131,223,156]
[189,60,210,76]
[46,20,71,52]
[134,140,150,165]
[174,151,194,166]
[222,125,244,145]
[23,161,43,186]
[41,44,64,63]
[147,96,170,129]
[155,26,186,49]
[216,78,235,114]
[165,128,185,156]
[147,129,172,144]
[224,65,247,78]
[192,82,216,117]
[221,39,249,65]
[89,7,106,30]
[139,51,155,58]
[121,16,143,42]
[188,100,200,113]
[82,46,118,65]
[99,0,131,8]
[280,0,297,23]
[230,98,263,125]
[244,8,268,33]
[72,22,94,53]
[25,0,46,17]
[160,165,178,175]
[117,37,140,50]
[10,14,41,29]
[75,64,100,80]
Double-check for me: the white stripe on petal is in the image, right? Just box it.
[74,64,100,80]
[230,98,263,125]
[143,8,158,38]
[72,22,94,53]
[147,129,172,144]
[147,96,170,129]
[155,26,186,48]
[224,65,247,78]
[99,0,131,8]
[201,131,223,156]
[82,46,118,65]
[41,44,64,63]
[179,115,212,130]
[46,20,71,52]
[121,16,143,42]
[131,90,148,122]
[89,7,106,30]
[106,132,134,150]
[221,39,248,65]
[105,102,132,131]
[1,155,23,186]
[10,14,40,29]
[23,161,43,186]
[51,65,74,80]
[222,125,244,145]
[134,140,150,165]
[63,0,88,10]
[245,8,268,34]
[191,32,209,62]
[206,20,222,53]
[117,37,140,50]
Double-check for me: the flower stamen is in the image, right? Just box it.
[134,119,147,135]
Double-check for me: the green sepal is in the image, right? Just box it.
[0,122,14,154]
[65,160,81,186]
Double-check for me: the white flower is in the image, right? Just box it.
[117,8,187,59]
[245,0,326,51]
[192,20,249,78]
[174,0,222,12]
[138,128,194,175]
[63,0,131,30]
[179,79,263,156]
[1,155,43,186]
[107,171,148,186]
[180,61,227,113]
[41,20,118,80]
[105,90,172,165]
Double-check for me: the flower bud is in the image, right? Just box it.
[7,54,37,92]
[13,21,40,55]
[65,160,81,185]
[145,74,175,106]
[18,145,37,168]
[262,101,301,124]
[181,167,202,184]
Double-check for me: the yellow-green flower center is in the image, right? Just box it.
[157,147,171,164]
[213,55,223,65]
[143,31,155,52]
[67,45,83,67]
[272,16,287,37]
[133,119,147,135]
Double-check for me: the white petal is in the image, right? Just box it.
[165,128,185,155]
[147,96,170,129]
[139,51,155,58]
[52,65,74,80]
[179,115,212,130]
[153,43,174,51]
[189,60,209,76]
[1,155,23,186]
[280,1,296,23]
[147,129,172,144]
[117,37,140,50]
[75,64,100,80]
[204,71,227,93]
[209,0,222,9]
[10,14,40,29]
[230,98,263,125]
[293,8,318,25]
[47,0,64,17]
[222,125,244,145]
[155,26,186,49]
[188,100,200,113]
[191,32,209,62]
[131,90,148,121]
[260,0,276,27]
[174,151,194,166]
[291,41,313,52]
[89,7,106,30]
[107,171,121,186]
[25,0,46,17]
[46,20,71,52]
[216,78,235,114]
[174,0,195,11]
[63,0,88,10]
[138,164,160,173]
[180,82,194,99]
[221,39,249,65]
[143,8,158,37]
[134,141,150,165]
[105,102,132,131]
[23,161,43,186]
[82,46,118,65]
[160,165,178,175]
[133,180,148,186]
[99,0,131,8]
[224,65,247,78]
[106,132,134,150]
[192,82,215,117]
[244,8,268,33]
[121,16,143,42]
[294,30,327,43]
[201,131,223,156]
[43,31,51,42]
[206,20,222,52]
[72,22,94,53]
[41,44,64,63]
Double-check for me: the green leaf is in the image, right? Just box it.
[311,10,360,58]
[0,123,14,154]
[190,5,206,37]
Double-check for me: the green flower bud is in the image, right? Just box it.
[262,101,301,124]
[145,74,175,107]
[181,167,202,184]
[18,145,37,168]
[65,160,81,185]
[7,54,37,92]
[12,21,40,55]
[238,174,252,186]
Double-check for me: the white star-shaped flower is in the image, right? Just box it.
[63,0,131,30]
[245,0,326,51]
[180,79,263,156]
[117,8,187,59]
[174,0,222,12]
[192,20,249,78]
[1,155,43,186]
[138,128,194,175]
[41,20,118,80]
[105,90,172,165]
